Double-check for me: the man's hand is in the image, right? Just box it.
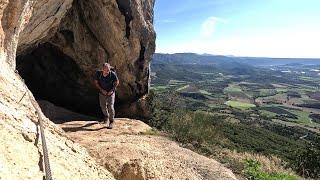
[101,89,108,96]
[107,91,114,96]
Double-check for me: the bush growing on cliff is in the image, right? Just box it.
[291,142,320,179]
[146,90,186,129]
[243,159,298,180]
[168,111,222,145]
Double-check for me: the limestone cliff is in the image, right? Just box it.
[0,0,154,178]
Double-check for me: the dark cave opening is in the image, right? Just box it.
[16,43,103,122]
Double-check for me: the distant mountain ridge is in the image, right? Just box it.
[153,53,320,66]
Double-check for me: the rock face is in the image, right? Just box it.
[3,0,156,118]
[0,0,154,179]
[0,66,115,179]
[60,119,238,180]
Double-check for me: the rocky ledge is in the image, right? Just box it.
[59,119,238,180]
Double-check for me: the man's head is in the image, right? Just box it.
[102,63,111,74]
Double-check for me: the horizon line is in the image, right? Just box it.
[154,52,320,59]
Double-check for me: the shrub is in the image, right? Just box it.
[168,111,222,145]
[244,159,298,180]
[291,142,320,179]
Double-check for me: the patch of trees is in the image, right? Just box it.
[287,91,301,98]
[297,103,320,109]
[259,106,297,117]
[309,114,320,124]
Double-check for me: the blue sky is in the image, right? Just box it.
[154,0,320,58]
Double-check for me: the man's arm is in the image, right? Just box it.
[113,72,119,92]
[112,80,119,92]
[94,80,107,95]
[107,80,119,96]
[107,71,119,96]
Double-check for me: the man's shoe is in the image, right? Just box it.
[103,117,109,124]
[107,122,113,129]
[99,120,106,125]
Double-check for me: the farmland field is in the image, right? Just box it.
[151,60,320,135]
[225,100,256,110]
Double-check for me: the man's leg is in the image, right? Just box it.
[99,93,109,123]
[106,93,115,128]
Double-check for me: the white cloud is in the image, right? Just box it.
[200,17,226,38]
[156,30,320,58]
[157,19,176,23]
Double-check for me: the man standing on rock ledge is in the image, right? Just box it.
[94,63,119,129]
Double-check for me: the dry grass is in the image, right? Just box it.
[213,148,299,178]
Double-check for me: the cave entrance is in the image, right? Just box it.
[16,43,101,123]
